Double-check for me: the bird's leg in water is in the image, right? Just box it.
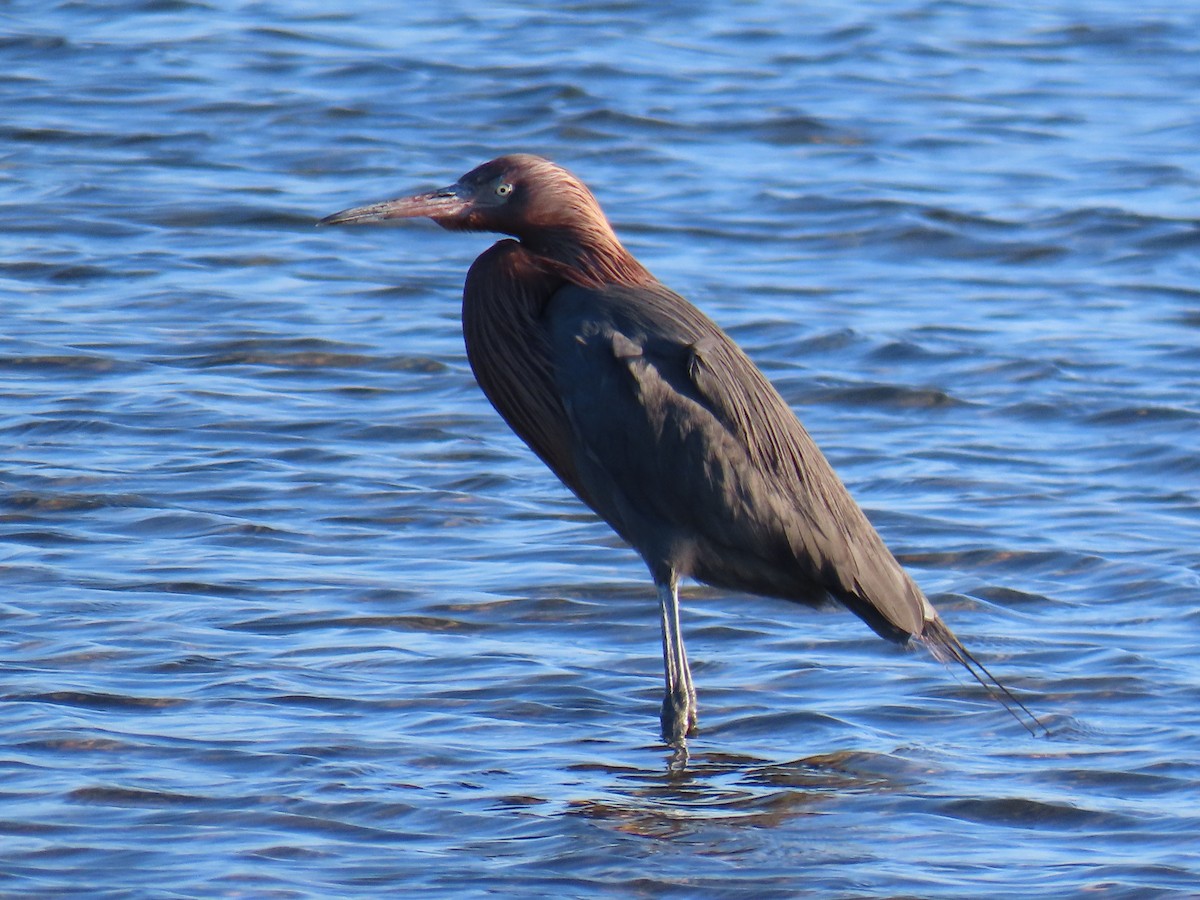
[657,577,697,744]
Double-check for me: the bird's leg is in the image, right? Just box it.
[657,576,697,744]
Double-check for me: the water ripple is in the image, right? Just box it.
[1,0,1199,896]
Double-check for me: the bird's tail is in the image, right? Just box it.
[919,616,1047,737]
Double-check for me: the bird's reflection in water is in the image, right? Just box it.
[565,748,914,837]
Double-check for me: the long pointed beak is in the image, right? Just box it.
[318,183,470,226]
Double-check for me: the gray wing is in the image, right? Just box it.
[545,282,933,642]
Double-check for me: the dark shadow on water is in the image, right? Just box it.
[565,747,912,837]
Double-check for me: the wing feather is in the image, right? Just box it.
[547,281,930,640]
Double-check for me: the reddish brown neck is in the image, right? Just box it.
[523,228,654,291]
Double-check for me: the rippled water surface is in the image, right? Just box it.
[3,1,1199,896]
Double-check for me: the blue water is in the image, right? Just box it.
[3,1,1199,896]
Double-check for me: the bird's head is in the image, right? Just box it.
[320,154,614,245]
[321,154,653,288]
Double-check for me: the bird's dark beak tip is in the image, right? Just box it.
[318,209,358,227]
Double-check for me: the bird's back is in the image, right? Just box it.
[544,281,935,643]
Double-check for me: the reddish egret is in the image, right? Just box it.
[321,154,1040,745]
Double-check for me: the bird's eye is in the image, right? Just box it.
[495,182,513,197]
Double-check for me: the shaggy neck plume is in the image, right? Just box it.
[523,224,654,291]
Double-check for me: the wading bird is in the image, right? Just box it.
[321,154,1040,745]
